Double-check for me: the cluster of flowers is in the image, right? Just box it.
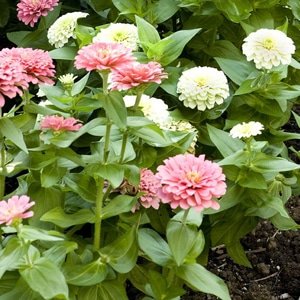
[0,47,55,107]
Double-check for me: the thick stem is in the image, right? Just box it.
[182,208,190,225]
[118,131,128,163]
[100,71,110,95]
[103,121,112,163]
[133,91,143,110]
[93,177,105,251]
[0,142,5,199]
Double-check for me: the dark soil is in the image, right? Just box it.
[183,196,300,300]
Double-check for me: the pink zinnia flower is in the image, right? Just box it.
[135,168,161,211]
[0,48,56,85]
[0,57,29,107]
[156,154,226,211]
[17,0,59,27]
[0,195,35,226]
[74,42,135,72]
[40,115,82,132]
[109,62,168,91]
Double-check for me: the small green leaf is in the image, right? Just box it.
[49,47,77,60]
[71,72,90,96]
[227,242,251,267]
[18,226,64,242]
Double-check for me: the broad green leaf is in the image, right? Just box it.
[270,213,300,230]
[41,207,95,228]
[151,0,179,23]
[18,226,64,242]
[177,263,231,300]
[20,257,68,300]
[41,163,66,188]
[213,0,253,22]
[207,124,244,157]
[0,238,27,278]
[71,72,90,96]
[78,279,128,300]
[0,272,20,295]
[172,209,203,227]
[102,92,127,129]
[0,118,28,153]
[138,228,173,266]
[43,242,78,265]
[166,221,199,266]
[49,47,77,60]
[227,242,251,267]
[101,226,138,273]
[288,0,300,20]
[135,15,160,51]
[292,111,300,128]
[64,259,107,286]
[101,195,136,220]
[236,168,267,189]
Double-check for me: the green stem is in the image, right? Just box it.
[93,177,105,251]
[0,142,5,199]
[103,120,112,163]
[133,91,143,110]
[118,131,128,163]
[100,71,110,95]
[182,208,190,225]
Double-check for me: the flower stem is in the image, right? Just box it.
[0,141,5,199]
[100,70,110,95]
[182,208,190,225]
[118,131,128,163]
[93,177,105,251]
[133,91,143,110]
[103,120,112,163]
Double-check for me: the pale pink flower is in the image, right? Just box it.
[74,42,135,72]
[109,62,167,91]
[17,0,59,27]
[0,56,29,107]
[0,48,56,85]
[136,168,161,210]
[40,115,82,132]
[0,195,35,226]
[156,154,226,211]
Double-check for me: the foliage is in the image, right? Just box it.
[0,0,300,299]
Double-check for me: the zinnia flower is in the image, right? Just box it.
[93,23,139,51]
[40,115,82,131]
[177,66,229,111]
[58,73,77,90]
[135,169,161,211]
[242,29,295,70]
[229,121,264,139]
[156,154,226,211]
[0,48,56,85]
[0,57,28,107]
[124,94,170,128]
[47,12,89,48]
[17,0,59,27]
[74,42,135,72]
[0,195,35,226]
[109,62,167,91]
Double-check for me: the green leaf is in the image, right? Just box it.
[151,0,179,23]
[270,213,300,230]
[18,226,64,242]
[101,226,138,273]
[138,228,173,266]
[172,209,203,227]
[20,257,68,300]
[64,259,107,286]
[292,111,300,128]
[71,72,90,96]
[0,0,9,27]
[101,195,136,220]
[166,221,199,266]
[49,47,77,60]
[213,0,253,22]
[102,92,127,129]
[135,15,160,51]
[151,29,200,66]
[207,124,244,157]
[227,242,251,267]
[41,207,95,228]
[0,118,28,153]
[177,263,231,300]
[288,0,300,20]
[0,238,27,278]
[236,168,267,189]
[41,163,66,188]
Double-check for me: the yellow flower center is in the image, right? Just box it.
[240,124,252,135]
[113,32,127,42]
[186,171,201,183]
[262,38,275,50]
[195,76,207,86]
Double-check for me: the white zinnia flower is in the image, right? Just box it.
[177,66,229,111]
[58,73,78,90]
[229,121,264,139]
[242,29,295,70]
[93,23,139,51]
[48,12,88,48]
[124,95,170,127]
